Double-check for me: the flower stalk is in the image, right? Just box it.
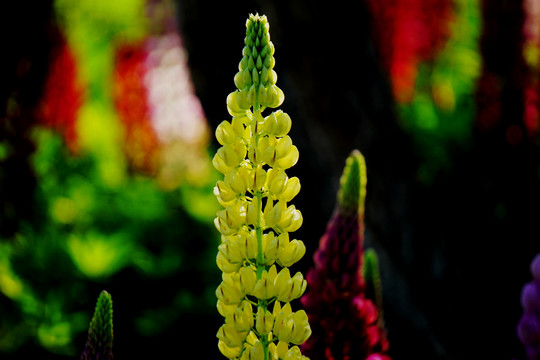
[301,150,390,360]
[213,13,310,360]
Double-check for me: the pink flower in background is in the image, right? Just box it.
[301,151,390,360]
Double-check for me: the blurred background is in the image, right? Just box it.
[0,0,539,359]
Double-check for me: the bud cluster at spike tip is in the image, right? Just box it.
[81,290,113,360]
[227,13,285,115]
[213,13,311,360]
[301,150,390,360]
[517,253,540,360]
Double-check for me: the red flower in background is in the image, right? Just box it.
[522,0,540,140]
[366,0,452,102]
[37,34,83,152]
[113,42,161,173]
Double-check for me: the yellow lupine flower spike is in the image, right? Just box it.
[214,13,310,360]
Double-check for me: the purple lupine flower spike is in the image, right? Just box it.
[518,254,540,360]
[81,290,113,360]
[301,150,390,360]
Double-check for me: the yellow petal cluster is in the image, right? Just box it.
[213,13,310,360]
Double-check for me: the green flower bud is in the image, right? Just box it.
[248,56,256,71]
[269,69,278,84]
[265,85,284,108]
[234,71,246,90]
[263,55,274,69]
[261,45,268,58]
[337,149,367,216]
[227,91,248,116]
[260,66,269,85]
[240,55,249,70]
[252,68,260,86]
[240,69,251,88]
[257,86,268,105]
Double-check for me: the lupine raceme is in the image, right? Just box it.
[301,150,390,360]
[213,13,311,360]
[81,290,113,360]
[517,253,540,360]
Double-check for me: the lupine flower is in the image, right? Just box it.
[517,253,540,360]
[81,290,113,360]
[213,13,310,360]
[301,150,390,360]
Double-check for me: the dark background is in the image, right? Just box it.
[1,0,539,359]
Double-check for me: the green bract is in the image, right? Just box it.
[213,13,310,360]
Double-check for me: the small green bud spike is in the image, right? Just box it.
[81,290,113,360]
[363,248,385,327]
[230,13,282,112]
[337,149,367,216]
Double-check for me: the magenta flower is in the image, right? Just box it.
[301,150,390,360]
[518,254,540,360]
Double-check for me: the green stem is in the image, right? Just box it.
[255,191,264,279]
[252,100,268,360]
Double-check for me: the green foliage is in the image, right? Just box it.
[0,127,219,356]
[398,0,482,183]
